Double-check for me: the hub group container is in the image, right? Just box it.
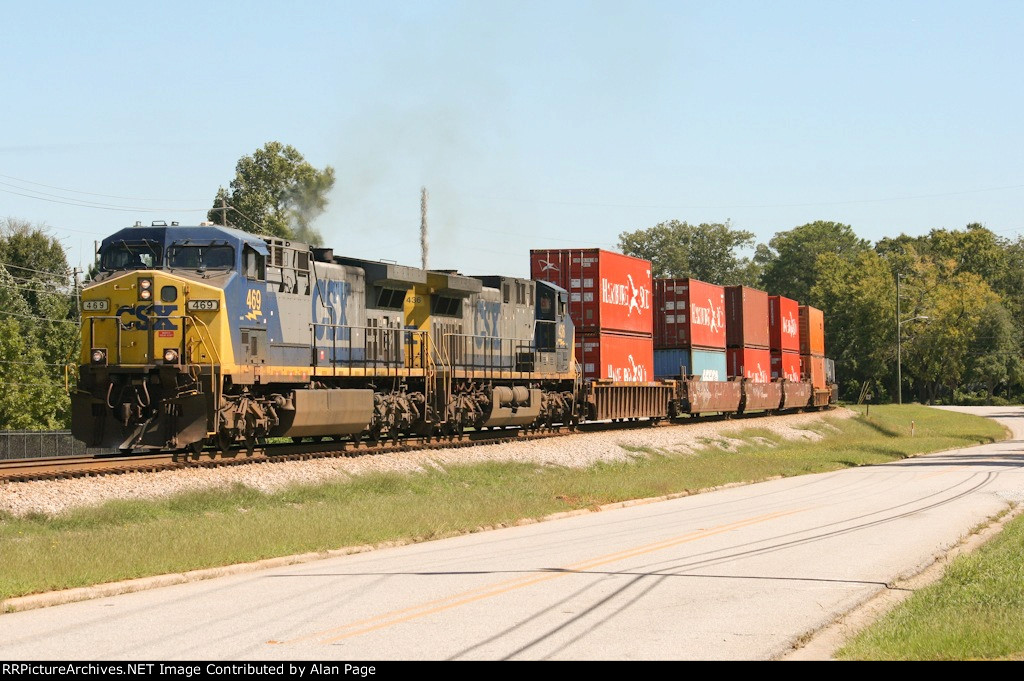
[768,295,800,352]
[575,331,654,382]
[771,351,801,382]
[727,347,772,383]
[530,249,653,335]
[725,286,770,349]
[654,347,727,381]
[653,278,726,349]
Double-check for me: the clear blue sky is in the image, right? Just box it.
[2,0,1022,277]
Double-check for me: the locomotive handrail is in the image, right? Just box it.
[438,333,537,379]
[309,321,428,376]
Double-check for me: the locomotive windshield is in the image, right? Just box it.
[167,244,235,271]
[100,240,162,271]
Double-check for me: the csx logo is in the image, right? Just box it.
[116,304,179,330]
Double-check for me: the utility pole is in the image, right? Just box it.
[221,196,228,227]
[897,273,902,405]
[420,187,429,271]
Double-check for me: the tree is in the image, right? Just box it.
[0,219,77,428]
[756,221,870,304]
[208,142,335,245]
[811,250,896,401]
[618,220,759,285]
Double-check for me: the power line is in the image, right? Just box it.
[0,260,70,277]
[0,172,206,202]
[0,186,208,213]
[0,309,79,325]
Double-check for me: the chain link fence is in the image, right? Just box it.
[0,430,109,459]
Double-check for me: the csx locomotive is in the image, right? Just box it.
[72,223,580,452]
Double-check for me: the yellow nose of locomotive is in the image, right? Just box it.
[80,271,222,367]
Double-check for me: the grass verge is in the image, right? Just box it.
[838,506,1024,660]
[0,404,1005,601]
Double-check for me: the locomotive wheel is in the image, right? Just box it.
[217,431,234,455]
[186,441,204,459]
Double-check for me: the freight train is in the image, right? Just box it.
[71,223,836,454]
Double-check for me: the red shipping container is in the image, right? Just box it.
[574,331,654,382]
[727,347,772,383]
[771,351,801,382]
[799,305,826,356]
[768,295,800,352]
[802,354,827,389]
[531,249,653,335]
[653,278,726,349]
[725,286,769,349]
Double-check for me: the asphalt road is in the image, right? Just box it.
[1,406,1023,660]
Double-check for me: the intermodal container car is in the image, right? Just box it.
[727,347,772,383]
[725,285,769,349]
[799,305,825,356]
[653,278,726,349]
[653,348,727,381]
[575,331,654,382]
[768,295,800,353]
[770,351,801,382]
[531,249,653,335]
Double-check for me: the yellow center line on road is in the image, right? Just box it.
[277,506,810,646]
[920,465,971,479]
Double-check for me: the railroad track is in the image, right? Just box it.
[0,408,822,483]
[0,426,578,483]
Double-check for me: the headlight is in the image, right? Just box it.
[163,348,179,363]
[138,277,153,301]
[91,348,107,365]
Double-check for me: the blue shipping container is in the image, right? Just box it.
[654,348,727,381]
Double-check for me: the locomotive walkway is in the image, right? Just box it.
[1,406,1022,660]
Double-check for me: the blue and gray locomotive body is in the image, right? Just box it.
[73,224,579,452]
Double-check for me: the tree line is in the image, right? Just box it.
[619,219,1024,404]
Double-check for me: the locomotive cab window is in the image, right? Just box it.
[100,241,162,271]
[168,244,235,271]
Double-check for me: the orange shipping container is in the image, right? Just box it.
[799,305,825,356]
[801,354,827,389]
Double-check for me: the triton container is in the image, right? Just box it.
[575,331,654,382]
[768,295,800,353]
[653,278,726,349]
[725,286,770,349]
[531,249,653,336]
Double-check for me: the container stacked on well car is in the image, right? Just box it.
[530,249,654,383]
[652,278,728,381]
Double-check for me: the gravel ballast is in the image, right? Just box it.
[0,409,855,517]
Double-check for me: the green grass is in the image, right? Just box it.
[0,404,1006,601]
[838,508,1024,660]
